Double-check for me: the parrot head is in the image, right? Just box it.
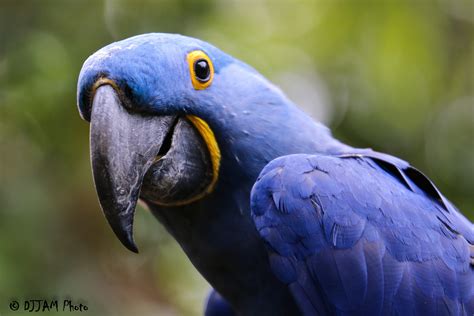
[77,33,329,253]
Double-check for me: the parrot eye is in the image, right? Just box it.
[187,50,214,90]
[194,59,210,82]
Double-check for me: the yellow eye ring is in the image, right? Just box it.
[187,50,214,90]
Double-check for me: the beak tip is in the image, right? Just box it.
[112,222,140,253]
[124,235,139,253]
[116,232,139,253]
[125,242,139,254]
[105,212,140,253]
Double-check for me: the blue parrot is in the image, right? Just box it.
[77,33,473,315]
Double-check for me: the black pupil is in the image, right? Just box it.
[194,59,210,82]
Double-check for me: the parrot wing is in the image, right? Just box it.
[251,152,474,316]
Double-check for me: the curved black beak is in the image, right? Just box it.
[90,85,175,253]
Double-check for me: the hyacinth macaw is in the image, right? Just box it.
[77,33,473,316]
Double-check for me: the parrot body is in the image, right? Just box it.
[77,33,474,315]
[204,290,235,316]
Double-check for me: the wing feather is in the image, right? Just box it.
[251,153,474,315]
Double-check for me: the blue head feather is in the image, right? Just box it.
[78,33,349,182]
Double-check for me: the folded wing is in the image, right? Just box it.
[251,153,474,316]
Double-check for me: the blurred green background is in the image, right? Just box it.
[0,0,473,315]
